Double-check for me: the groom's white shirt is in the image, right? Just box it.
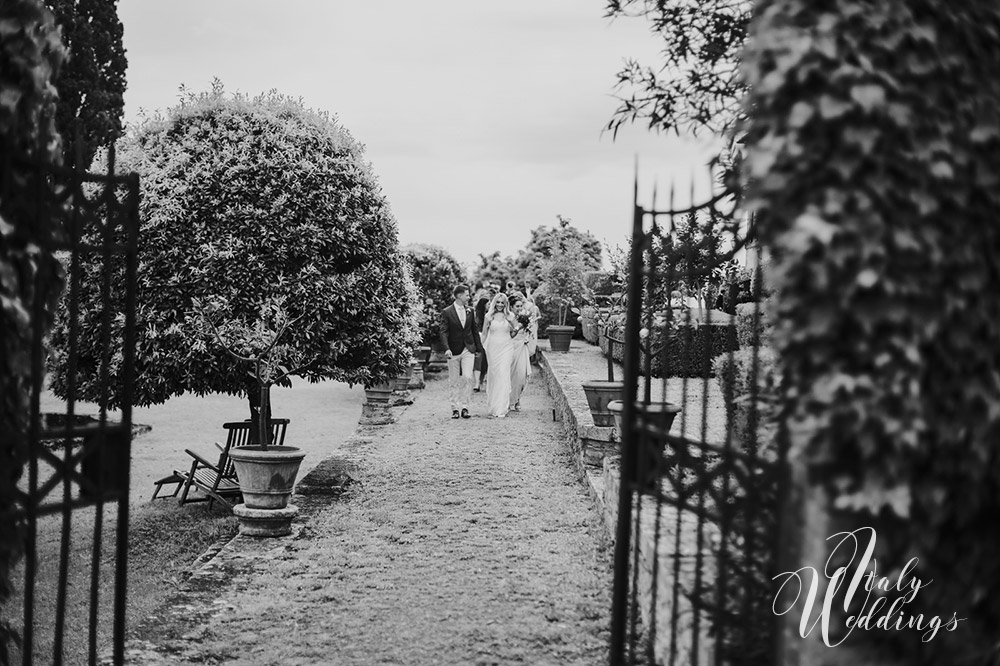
[454,301,466,328]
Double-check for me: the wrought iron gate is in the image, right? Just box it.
[2,144,139,666]
[609,176,787,666]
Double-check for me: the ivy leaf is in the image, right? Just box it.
[911,191,939,216]
[970,124,1000,143]
[886,102,912,127]
[856,268,878,288]
[930,161,954,179]
[788,101,814,128]
[843,127,878,153]
[818,95,852,119]
[850,84,886,112]
[834,481,911,519]
[784,211,838,252]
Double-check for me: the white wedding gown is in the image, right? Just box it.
[484,315,514,417]
[510,326,531,409]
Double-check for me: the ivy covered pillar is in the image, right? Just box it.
[741,0,1000,663]
[0,1,68,658]
[774,458,904,666]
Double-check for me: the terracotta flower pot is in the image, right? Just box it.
[229,445,306,510]
[581,380,625,427]
[415,345,433,365]
[393,373,411,392]
[546,325,575,352]
[408,359,426,389]
[608,400,682,437]
[364,381,395,404]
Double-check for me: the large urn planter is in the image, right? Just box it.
[426,349,449,373]
[581,380,625,427]
[393,369,412,393]
[546,325,575,353]
[364,381,395,404]
[230,446,305,509]
[407,358,426,389]
[229,446,306,537]
[415,345,433,367]
[361,380,396,425]
[608,400,682,437]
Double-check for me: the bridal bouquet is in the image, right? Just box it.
[516,311,533,333]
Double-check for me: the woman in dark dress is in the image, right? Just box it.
[472,287,494,391]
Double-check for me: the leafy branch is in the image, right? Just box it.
[190,296,316,449]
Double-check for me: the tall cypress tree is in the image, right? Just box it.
[46,0,127,167]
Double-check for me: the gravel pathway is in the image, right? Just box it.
[127,371,611,665]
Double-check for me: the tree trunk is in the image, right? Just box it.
[244,377,272,447]
[258,382,271,451]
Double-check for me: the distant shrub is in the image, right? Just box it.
[403,244,466,347]
[579,306,600,345]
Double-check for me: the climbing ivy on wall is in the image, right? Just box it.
[0,0,67,659]
[740,1,1000,663]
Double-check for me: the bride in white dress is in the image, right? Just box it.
[481,293,515,418]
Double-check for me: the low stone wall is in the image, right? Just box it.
[633,499,717,666]
[538,347,718,666]
[601,457,620,544]
[535,348,611,535]
[540,345,903,665]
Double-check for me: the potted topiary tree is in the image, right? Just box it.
[535,237,589,353]
[402,243,466,373]
[391,263,423,394]
[361,263,422,421]
[192,296,310,536]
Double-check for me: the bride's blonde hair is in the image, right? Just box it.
[486,293,511,319]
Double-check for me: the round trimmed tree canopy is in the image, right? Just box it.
[48,86,419,407]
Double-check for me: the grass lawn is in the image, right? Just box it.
[8,379,364,665]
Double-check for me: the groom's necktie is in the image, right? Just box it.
[456,305,466,328]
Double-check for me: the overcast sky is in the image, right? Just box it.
[118,0,723,271]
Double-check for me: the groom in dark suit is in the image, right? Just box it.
[439,284,481,419]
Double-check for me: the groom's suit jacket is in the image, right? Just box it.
[439,303,481,356]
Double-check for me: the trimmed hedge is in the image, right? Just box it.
[712,348,779,416]
[583,270,618,297]
[580,306,620,345]
[579,308,599,345]
[734,301,773,349]
[600,321,738,378]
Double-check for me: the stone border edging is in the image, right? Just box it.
[538,345,737,666]
[535,350,618,546]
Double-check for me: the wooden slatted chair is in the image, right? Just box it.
[171,418,289,509]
